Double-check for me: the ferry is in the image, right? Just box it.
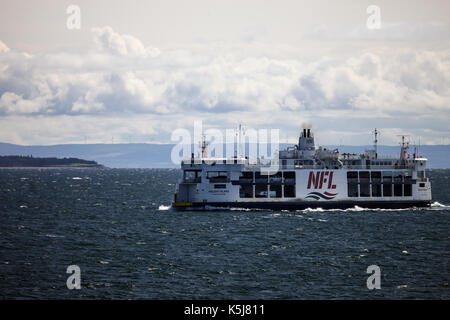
[172,128,432,210]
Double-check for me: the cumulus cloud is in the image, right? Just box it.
[289,50,450,117]
[0,92,44,114]
[0,40,9,53]
[0,26,449,145]
[92,26,160,58]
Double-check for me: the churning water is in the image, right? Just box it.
[0,169,449,299]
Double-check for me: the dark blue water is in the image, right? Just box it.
[0,168,449,299]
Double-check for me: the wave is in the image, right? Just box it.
[302,207,325,212]
[181,205,265,211]
[297,205,437,213]
[44,233,65,238]
[204,205,261,211]
[431,201,450,208]
[297,206,366,213]
[159,202,449,213]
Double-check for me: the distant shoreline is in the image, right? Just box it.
[0,155,106,168]
[0,165,107,169]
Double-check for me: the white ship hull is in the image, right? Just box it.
[173,168,431,210]
[172,128,432,211]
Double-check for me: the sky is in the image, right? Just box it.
[0,0,449,146]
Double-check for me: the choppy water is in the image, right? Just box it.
[0,168,449,299]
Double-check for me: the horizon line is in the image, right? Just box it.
[1,141,449,147]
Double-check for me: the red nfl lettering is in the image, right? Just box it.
[328,172,336,189]
[307,171,336,189]
[307,172,320,189]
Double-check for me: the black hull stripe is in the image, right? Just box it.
[174,200,432,211]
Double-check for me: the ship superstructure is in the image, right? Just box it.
[172,128,432,210]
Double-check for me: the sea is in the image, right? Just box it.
[0,168,449,299]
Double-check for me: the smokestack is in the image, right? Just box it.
[303,129,307,137]
[307,129,310,138]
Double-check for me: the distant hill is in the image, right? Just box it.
[0,155,105,168]
[0,142,448,168]
[0,143,175,168]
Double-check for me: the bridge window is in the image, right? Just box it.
[347,171,358,182]
[255,172,268,183]
[348,183,358,197]
[382,172,392,197]
[383,184,392,197]
[347,171,358,197]
[255,185,268,198]
[371,171,381,182]
[239,185,253,198]
[283,171,295,179]
[184,170,201,182]
[269,172,282,184]
[270,185,282,198]
[207,171,228,183]
[284,185,295,197]
[404,184,412,196]
[394,174,403,183]
[359,171,370,197]
[360,183,370,197]
[239,171,254,183]
[372,184,382,197]
[370,172,382,197]
[282,172,295,197]
[214,184,226,189]
[394,184,403,196]
[359,171,370,182]
[294,160,313,167]
[207,171,227,178]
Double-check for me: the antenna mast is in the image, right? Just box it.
[201,134,208,158]
[238,124,242,158]
[398,135,410,160]
[235,124,246,158]
[373,128,378,159]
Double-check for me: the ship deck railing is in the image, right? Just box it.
[181,177,201,184]
[244,164,415,170]
[181,158,247,165]
[181,159,418,170]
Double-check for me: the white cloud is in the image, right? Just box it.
[0,26,449,145]
[0,40,9,53]
[92,26,160,58]
[0,91,49,114]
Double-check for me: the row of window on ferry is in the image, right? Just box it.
[347,171,413,197]
[346,171,414,181]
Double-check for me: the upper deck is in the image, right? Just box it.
[180,127,427,173]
